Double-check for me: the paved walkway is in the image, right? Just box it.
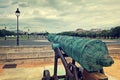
[0,39,51,46]
[0,62,118,80]
[0,62,65,80]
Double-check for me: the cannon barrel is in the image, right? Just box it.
[47,34,114,72]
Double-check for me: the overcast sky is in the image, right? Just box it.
[0,0,120,33]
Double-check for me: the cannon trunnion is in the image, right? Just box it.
[42,34,114,80]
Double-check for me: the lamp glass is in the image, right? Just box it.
[15,8,20,16]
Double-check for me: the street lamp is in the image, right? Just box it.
[4,27,7,40]
[15,8,20,46]
[28,29,30,39]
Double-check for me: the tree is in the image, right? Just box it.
[0,29,15,37]
[0,30,5,37]
[57,26,120,39]
[110,26,120,38]
[101,30,110,39]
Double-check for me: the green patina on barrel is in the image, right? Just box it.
[47,34,114,72]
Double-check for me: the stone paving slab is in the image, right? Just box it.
[0,63,65,80]
[0,64,118,80]
[0,67,44,80]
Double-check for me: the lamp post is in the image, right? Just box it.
[15,8,20,46]
[4,27,6,40]
[28,28,30,40]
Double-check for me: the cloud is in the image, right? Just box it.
[19,2,29,7]
[0,0,11,8]
[0,0,120,32]
[11,1,18,5]
[31,7,60,19]
[0,5,9,8]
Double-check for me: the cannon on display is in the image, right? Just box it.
[42,34,114,80]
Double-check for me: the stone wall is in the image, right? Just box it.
[0,46,54,62]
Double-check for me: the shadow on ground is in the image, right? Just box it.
[3,64,17,69]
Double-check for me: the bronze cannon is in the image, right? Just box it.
[42,34,114,80]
